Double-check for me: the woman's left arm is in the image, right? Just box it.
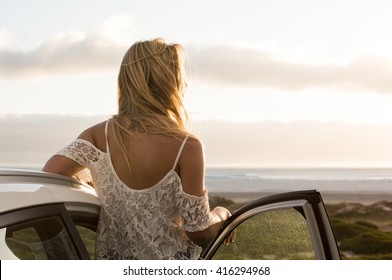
[42,155,84,177]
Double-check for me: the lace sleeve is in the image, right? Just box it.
[56,139,101,168]
[176,190,214,232]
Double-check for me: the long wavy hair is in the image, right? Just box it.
[112,38,190,169]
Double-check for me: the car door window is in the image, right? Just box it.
[74,223,96,259]
[66,204,99,260]
[2,216,79,260]
[212,208,316,260]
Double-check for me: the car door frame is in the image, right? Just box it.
[202,190,341,260]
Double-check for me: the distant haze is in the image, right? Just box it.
[2,114,392,168]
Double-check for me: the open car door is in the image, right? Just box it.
[202,190,341,260]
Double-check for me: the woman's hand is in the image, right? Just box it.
[212,206,236,245]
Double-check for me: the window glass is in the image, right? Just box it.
[212,208,316,260]
[75,224,96,259]
[2,216,79,260]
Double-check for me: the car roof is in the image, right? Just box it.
[0,169,100,214]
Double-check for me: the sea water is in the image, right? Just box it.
[205,168,392,195]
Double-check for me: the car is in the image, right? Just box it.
[0,169,341,260]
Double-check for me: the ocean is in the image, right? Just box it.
[205,167,392,194]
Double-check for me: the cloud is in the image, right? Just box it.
[2,16,392,94]
[0,15,133,78]
[2,114,392,167]
[190,45,392,93]
[0,28,12,50]
[0,37,122,78]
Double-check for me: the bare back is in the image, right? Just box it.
[89,120,186,190]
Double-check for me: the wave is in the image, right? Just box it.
[205,168,392,181]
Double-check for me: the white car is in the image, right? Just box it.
[0,169,340,260]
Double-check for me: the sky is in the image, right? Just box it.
[2,0,392,167]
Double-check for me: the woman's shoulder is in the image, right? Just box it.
[184,134,203,152]
[77,120,109,151]
[177,134,205,196]
[180,134,204,167]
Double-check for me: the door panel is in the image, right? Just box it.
[203,190,340,260]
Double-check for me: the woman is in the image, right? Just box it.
[43,38,234,260]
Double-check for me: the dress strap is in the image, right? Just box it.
[172,136,188,170]
[105,120,110,153]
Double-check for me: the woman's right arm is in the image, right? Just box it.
[178,137,234,245]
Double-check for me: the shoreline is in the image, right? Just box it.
[210,191,392,205]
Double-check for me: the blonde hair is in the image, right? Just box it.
[112,38,190,169]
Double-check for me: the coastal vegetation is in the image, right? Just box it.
[326,201,392,259]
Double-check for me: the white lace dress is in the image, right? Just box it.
[56,124,213,260]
